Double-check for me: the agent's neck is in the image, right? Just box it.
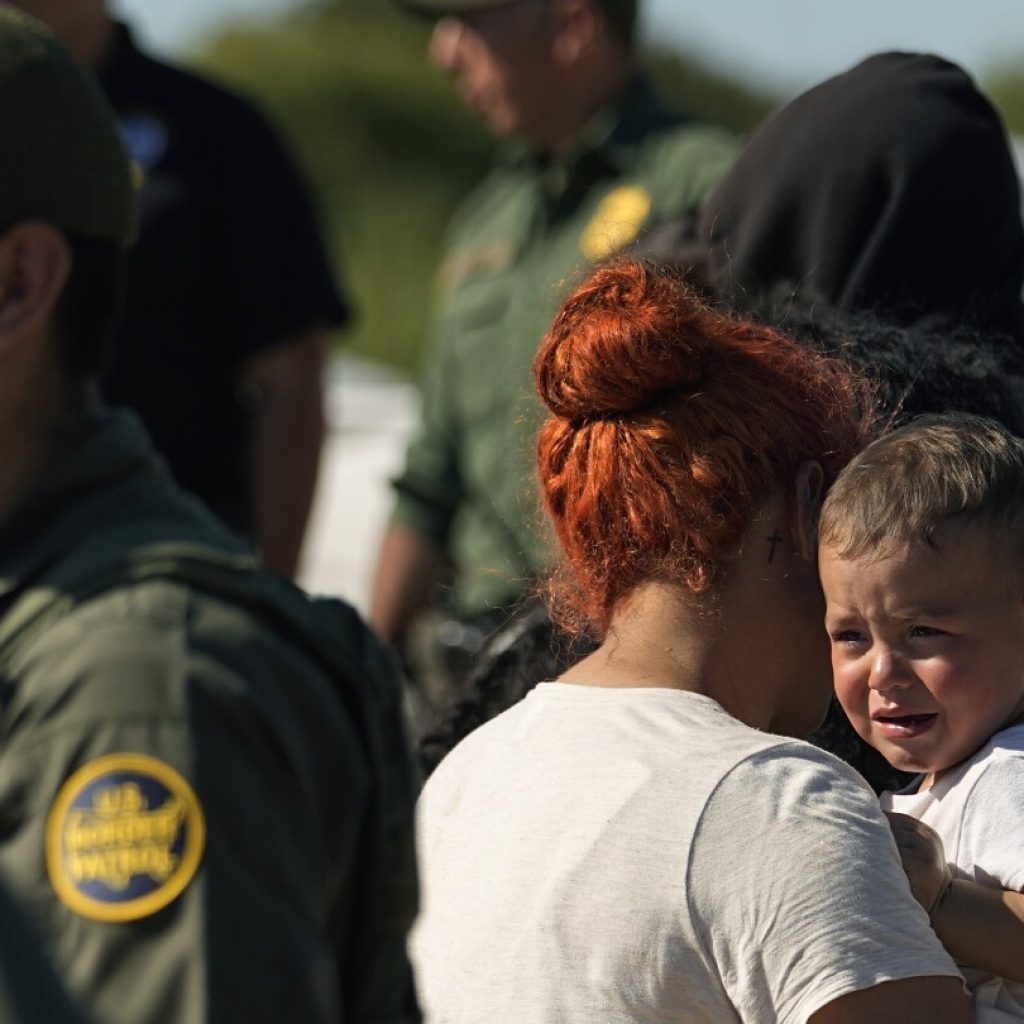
[63,13,115,70]
[0,364,94,522]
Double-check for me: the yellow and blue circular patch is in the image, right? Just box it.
[46,753,205,923]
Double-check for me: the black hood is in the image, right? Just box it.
[701,51,1024,341]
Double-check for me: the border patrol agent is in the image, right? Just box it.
[0,9,418,1023]
[371,0,740,719]
[8,0,348,581]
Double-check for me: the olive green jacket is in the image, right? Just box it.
[0,876,92,1022]
[392,77,741,617]
[0,411,419,1024]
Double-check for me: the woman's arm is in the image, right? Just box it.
[692,752,965,1024]
[810,977,973,1023]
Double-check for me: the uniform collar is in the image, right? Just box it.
[0,410,179,600]
[502,75,683,196]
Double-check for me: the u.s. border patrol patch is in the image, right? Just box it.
[580,185,652,261]
[46,754,205,923]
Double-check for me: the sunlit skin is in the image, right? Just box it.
[5,0,112,66]
[763,517,837,739]
[820,523,1024,787]
[561,481,836,741]
[429,2,556,140]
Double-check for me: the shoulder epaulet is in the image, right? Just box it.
[639,121,743,217]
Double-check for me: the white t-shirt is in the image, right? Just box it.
[412,683,960,1023]
[883,724,1024,1022]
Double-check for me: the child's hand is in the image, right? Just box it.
[885,811,954,915]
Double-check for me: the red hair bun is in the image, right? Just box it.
[534,259,874,633]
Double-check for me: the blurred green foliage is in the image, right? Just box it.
[195,1,1022,374]
[642,48,777,134]
[987,68,1024,135]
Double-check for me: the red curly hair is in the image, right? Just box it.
[535,259,875,635]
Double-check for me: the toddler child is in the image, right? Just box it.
[818,413,1024,1021]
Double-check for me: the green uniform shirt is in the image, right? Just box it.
[0,411,418,1024]
[392,77,741,617]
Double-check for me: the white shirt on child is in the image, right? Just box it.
[883,723,1024,1022]
[412,683,960,1023]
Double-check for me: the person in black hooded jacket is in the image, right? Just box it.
[701,50,1024,346]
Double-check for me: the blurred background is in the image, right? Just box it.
[112,0,1024,375]
[107,0,1024,605]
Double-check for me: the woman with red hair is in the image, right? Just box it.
[410,260,971,1023]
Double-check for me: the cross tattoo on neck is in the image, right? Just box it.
[766,529,783,564]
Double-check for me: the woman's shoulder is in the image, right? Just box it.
[723,736,875,801]
[695,733,881,837]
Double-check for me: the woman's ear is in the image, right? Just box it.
[790,460,824,562]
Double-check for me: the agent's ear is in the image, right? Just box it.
[790,460,824,563]
[550,0,600,64]
[0,222,71,351]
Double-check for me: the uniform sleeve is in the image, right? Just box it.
[390,312,465,549]
[653,124,743,216]
[628,126,741,269]
[0,591,373,1024]
[390,164,533,553]
[689,745,962,1024]
[952,754,1024,892]
[213,97,349,358]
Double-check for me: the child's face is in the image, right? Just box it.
[819,525,1024,782]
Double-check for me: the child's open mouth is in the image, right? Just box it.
[872,713,938,738]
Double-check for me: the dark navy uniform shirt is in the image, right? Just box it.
[98,24,348,534]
